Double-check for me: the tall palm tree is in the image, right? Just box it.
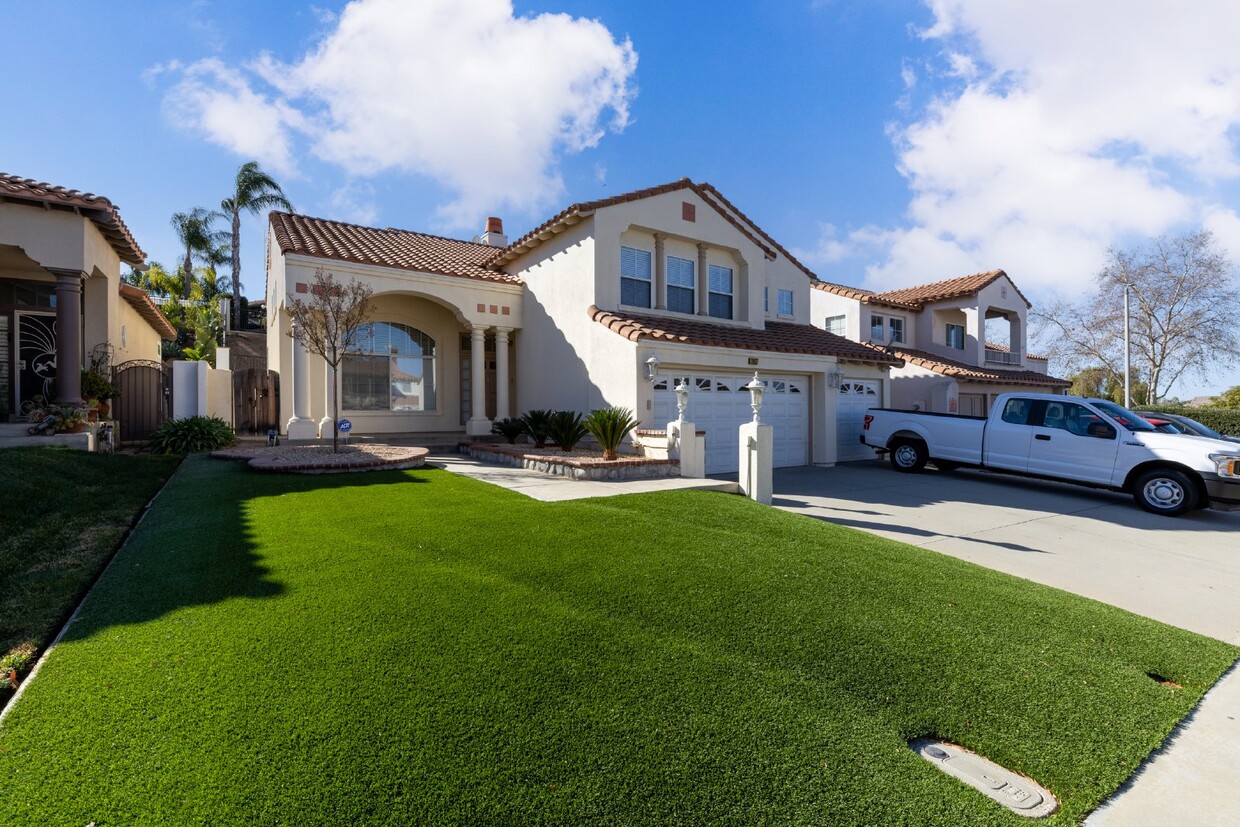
[170,208,227,300]
[222,161,293,330]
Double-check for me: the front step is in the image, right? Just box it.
[0,422,97,451]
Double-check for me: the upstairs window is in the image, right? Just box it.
[870,314,884,340]
[667,255,696,314]
[777,288,794,316]
[825,315,846,336]
[889,317,905,343]
[946,322,965,350]
[620,246,652,308]
[708,264,733,319]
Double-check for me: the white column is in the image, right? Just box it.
[494,327,511,421]
[286,323,317,439]
[318,363,336,438]
[465,324,491,436]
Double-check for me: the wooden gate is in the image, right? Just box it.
[112,360,168,443]
[232,358,280,435]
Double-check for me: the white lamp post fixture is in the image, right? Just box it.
[644,354,660,383]
[674,379,689,422]
[745,371,765,423]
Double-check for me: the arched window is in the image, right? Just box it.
[341,322,437,412]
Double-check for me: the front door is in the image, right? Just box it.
[16,312,57,407]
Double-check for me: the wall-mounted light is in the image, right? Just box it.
[644,354,660,383]
[828,369,845,389]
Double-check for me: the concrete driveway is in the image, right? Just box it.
[773,461,1240,644]
[771,461,1240,826]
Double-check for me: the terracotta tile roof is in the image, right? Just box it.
[810,280,919,310]
[874,269,1031,308]
[0,172,146,266]
[812,270,1032,310]
[119,283,177,340]
[269,212,521,285]
[589,305,903,366]
[486,179,817,280]
[892,346,1069,387]
[985,341,1049,361]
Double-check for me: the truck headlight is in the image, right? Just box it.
[1209,453,1240,478]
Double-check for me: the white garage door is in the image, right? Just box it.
[836,380,881,462]
[653,373,810,475]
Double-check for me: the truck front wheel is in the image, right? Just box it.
[1132,468,1198,516]
[889,440,928,473]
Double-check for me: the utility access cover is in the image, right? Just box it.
[910,739,1058,818]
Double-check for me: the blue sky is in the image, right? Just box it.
[4,0,1240,398]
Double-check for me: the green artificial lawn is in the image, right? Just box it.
[0,455,1234,826]
[0,447,179,689]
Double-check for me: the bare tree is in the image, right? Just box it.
[1032,230,1240,404]
[286,269,374,452]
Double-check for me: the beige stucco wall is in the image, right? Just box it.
[115,298,163,362]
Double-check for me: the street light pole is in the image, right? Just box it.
[1123,284,1131,408]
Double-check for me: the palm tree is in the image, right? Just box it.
[222,161,293,330]
[170,208,227,300]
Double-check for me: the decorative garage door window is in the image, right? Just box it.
[342,322,436,411]
[839,382,878,396]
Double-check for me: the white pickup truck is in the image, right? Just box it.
[861,392,1240,516]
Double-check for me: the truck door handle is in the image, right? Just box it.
[1035,434,1051,441]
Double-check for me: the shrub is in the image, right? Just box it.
[1136,404,1240,438]
[547,410,588,452]
[149,416,235,454]
[584,406,640,460]
[80,369,119,402]
[1,642,37,688]
[491,417,525,444]
[520,409,554,448]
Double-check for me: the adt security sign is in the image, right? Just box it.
[338,419,352,432]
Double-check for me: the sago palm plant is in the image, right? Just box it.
[547,410,588,452]
[584,407,640,460]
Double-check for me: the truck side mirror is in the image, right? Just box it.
[1087,421,1116,439]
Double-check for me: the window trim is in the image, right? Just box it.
[707,263,734,320]
[870,314,885,340]
[666,254,696,315]
[620,245,653,309]
[888,316,905,344]
[777,288,794,317]
[946,322,966,350]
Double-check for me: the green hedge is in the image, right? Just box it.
[1136,404,1240,437]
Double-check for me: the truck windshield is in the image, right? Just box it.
[1091,400,1157,432]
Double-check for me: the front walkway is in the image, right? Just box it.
[432,453,738,502]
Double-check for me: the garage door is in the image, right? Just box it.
[836,379,880,462]
[653,373,809,475]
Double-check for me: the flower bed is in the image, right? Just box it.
[468,443,679,481]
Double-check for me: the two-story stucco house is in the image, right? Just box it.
[266,179,901,474]
[810,269,1069,454]
[1,173,175,421]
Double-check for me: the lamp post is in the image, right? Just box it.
[674,379,689,422]
[745,372,765,424]
[1123,284,1131,408]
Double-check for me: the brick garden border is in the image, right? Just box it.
[467,443,679,481]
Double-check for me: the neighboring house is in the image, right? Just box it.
[811,270,1069,451]
[0,173,175,420]
[266,179,901,473]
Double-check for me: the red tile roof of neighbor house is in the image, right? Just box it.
[485,178,819,281]
[812,270,1033,309]
[985,341,1049,361]
[269,212,523,285]
[892,346,1070,387]
[589,305,904,365]
[119,283,178,340]
[0,173,147,267]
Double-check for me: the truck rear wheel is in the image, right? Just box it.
[889,439,928,473]
[1132,468,1198,516]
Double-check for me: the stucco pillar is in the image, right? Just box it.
[494,326,511,421]
[653,234,666,310]
[49,269,84,405]
[466,324,491,436]
[286,322,317,439]
[696,243,709,316]
[318,362,336,438]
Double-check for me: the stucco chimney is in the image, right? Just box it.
[480,216,507,247]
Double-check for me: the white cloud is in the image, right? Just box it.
[159,0,636,229]
[847,1,1240,295]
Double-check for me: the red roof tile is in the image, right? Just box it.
[810,280,919,309]
[486,179,817,280]
[269,212,521,285]
[0,172,146,266]
[812,270,1032,310]
[892,346,1069,387]
[119,283,177,340]
[589,305,903,365]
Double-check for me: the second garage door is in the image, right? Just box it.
[836,379,881,462]
[653,373,810,475]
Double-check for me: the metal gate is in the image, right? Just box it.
[232,357,280,435]
[112,360,168,443]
